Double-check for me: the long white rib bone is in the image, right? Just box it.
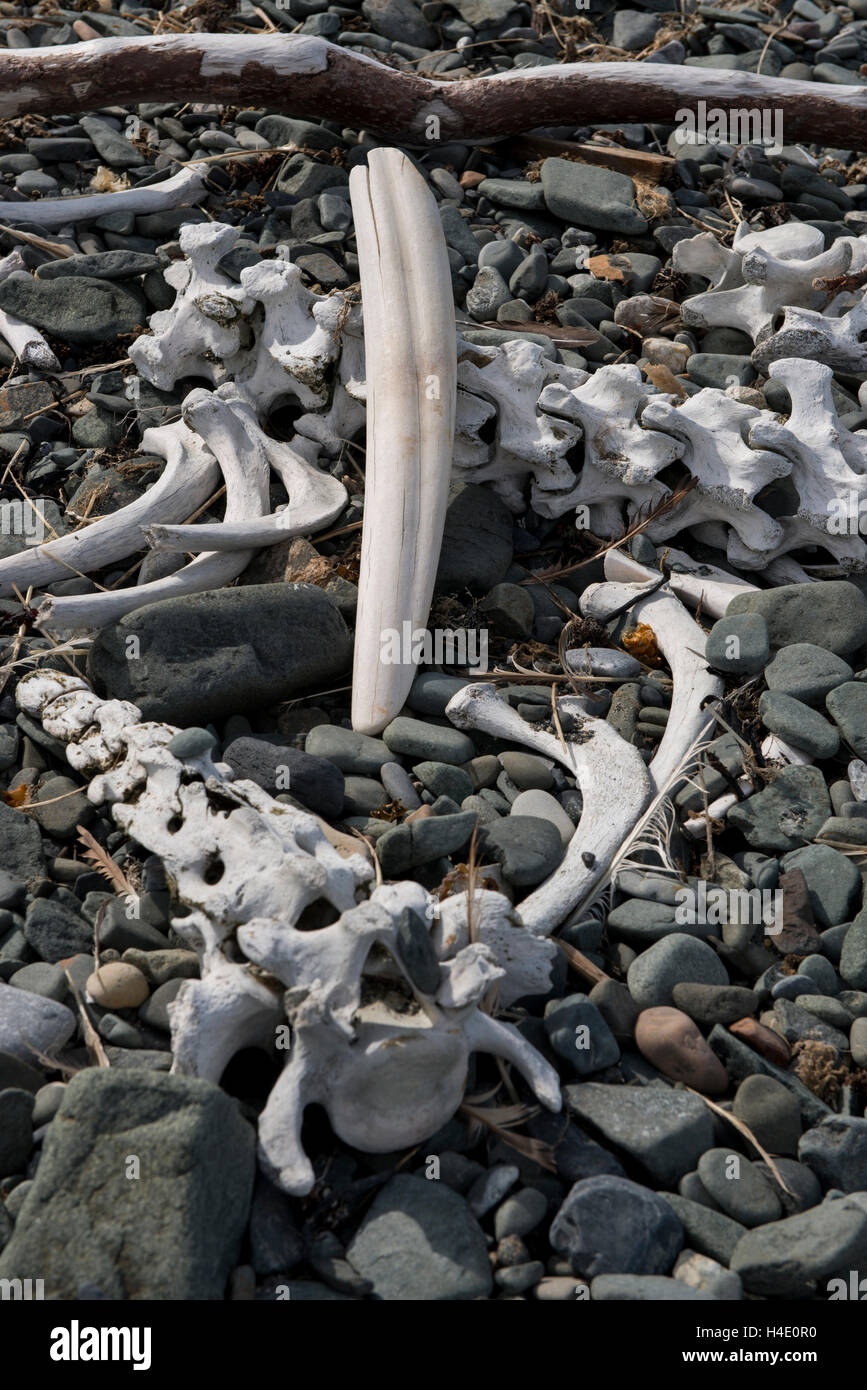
[0,250,61,371]
[349,147,457,735]
[0,418,218,599]
[146,422,346,552]
[0,161,210,228]
[446,681,652,936]
[580,560,724,795]
[36,385,270,630]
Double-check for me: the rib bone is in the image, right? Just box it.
[37,386,270,630]
[0,418,218,599]
[580,558,724,795]
[446,681,652,936]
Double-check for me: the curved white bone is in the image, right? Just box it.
[580,559,724,794]
[446,681,652,936]
[0,161,210,229]
[0,418,218,598]
[146,427,346,552]
[36,386,270,630]
[349,147,457,735]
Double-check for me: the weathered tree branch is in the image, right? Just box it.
[0,35,864,151]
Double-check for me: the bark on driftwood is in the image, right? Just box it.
[0,35,864,151]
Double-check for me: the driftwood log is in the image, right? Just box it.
[0,34,865,150]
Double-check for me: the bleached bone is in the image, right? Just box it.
[446,681,652,936]
[0,160,210,229]
[762,734,814,766]
[433,887,558,1006]
[672,223,829,294]
[0,418,218,599]
[580,558,724,794]
[293,311,366,456]
[540,363,681,487]
[751,292,867,374]
[604,547,759,618]
[746,359,867,570]
[349,148,457,735]
[146,422,346,552]
[0,250,60,371]
[678,225,862,344]
[129,222,254,391]
[640,388,792,567]
[454,337,585,515]
[17,671,559,1197]
[37,385,270,630]
[260,941,561,1195]
[231,258,354,414]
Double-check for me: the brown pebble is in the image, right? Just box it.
[85,961,149,1010]
[771,868,823,957]
[729,1015,792,1067]
[635,1006,729,1094]
[460,171,485,189]
[405,804,433,823]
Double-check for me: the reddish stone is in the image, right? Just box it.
[729,1016,792,1067]
[635,1006,729,1094]
[770,868,823,956]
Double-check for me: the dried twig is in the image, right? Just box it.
[527,478,698,584]
[687,1087,795,1197]
[63,969,111,1069]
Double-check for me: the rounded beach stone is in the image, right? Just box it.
[549,1175,683,1278]
[758,691,839,760]
[732,1075,802,1155]
[764,643,853,705]
[626,933,728,1009]
[697,1149,783,1228]
[86,962,150,1010]
[634,1006,729,1093]
[705,613,769,675]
